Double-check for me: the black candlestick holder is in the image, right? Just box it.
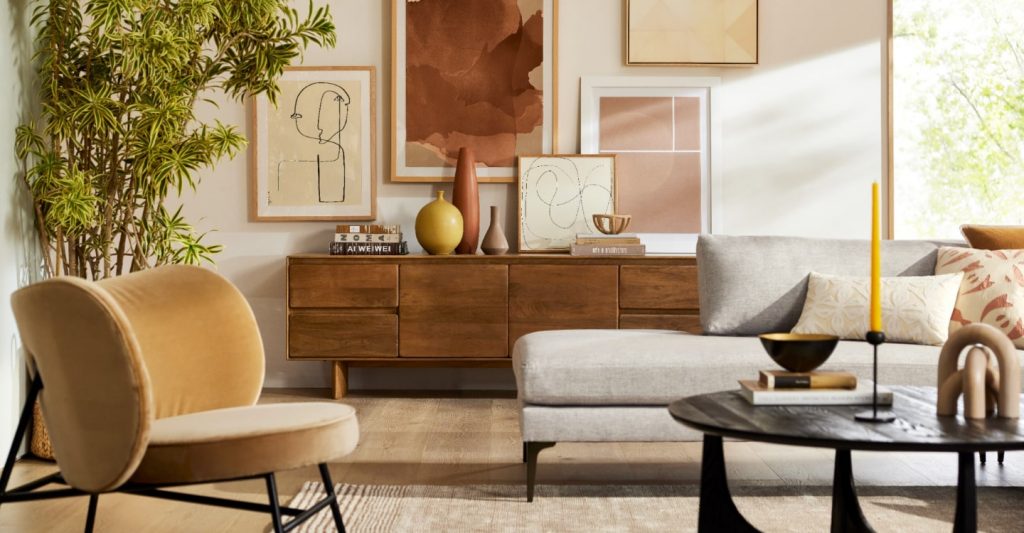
[855,331,895,423]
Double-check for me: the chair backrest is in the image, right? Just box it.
[11,276,153,492]
[10,265,266,492]
[96,265,266,418]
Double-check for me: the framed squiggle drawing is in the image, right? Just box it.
[517,155,617,252]
[250,66,377,221]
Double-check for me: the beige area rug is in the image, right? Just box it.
[287,483,1024,532]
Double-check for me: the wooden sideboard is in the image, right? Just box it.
[286,254,701,398]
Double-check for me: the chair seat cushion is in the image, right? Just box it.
[130,402,358,484]
[512,329,1024,406]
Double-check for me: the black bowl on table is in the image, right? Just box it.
[758,333,840,372]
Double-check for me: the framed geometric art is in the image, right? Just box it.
[391,0,559,183]
[250,66,377,221]
[625,0,758,66]
[580,76,721,254]
[518,155,617,253]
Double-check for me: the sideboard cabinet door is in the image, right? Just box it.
[509,265,619,349]
[399,264,509,357]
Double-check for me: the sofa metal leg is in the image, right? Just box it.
[318,463,346,533]
[524,442,555,503]
[979,451,986,465]
[522,442,527,464]
[998,451,1005,464]
[265,473,284,533]
[83,494,98,533]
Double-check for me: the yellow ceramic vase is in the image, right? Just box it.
[415,191,464,255]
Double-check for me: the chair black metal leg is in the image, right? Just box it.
[265,474,284,533]
[84,494,98,533]
[318,464,346,533]
[524,442,555,502]
[979,451,986,465]
[0,374,43,504]
[998,451,1005,464]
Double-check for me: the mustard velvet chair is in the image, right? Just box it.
[0,265,359,532]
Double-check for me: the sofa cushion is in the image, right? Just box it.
[697,235,956,336]
[512,329,1024,406]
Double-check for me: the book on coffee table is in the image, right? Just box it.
[758,370,857,390]
[738,380,893,406]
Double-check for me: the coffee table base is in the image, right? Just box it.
[697,435,978,533]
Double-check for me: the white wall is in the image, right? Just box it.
[181,0,888,388]
[1,0,38,452]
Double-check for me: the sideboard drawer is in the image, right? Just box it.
[509,265,619,345]
[620,265,699,310]
[289,312,398,358]
[619,313,702,334]
[289,264,398,308]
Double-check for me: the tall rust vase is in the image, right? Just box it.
[452,148,480,254]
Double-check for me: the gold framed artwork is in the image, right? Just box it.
[517,154,617,253]
[625,0,758,66]
[250,66,377,221]
[391,0,559,183]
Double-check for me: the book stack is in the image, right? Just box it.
[739,370,893,406]
[570,233,646,256]
[330,224,409,256]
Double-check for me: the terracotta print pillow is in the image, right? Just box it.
[791,272,963,345]
[935,247,1024,348]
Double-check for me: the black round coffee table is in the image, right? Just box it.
[668,386,1024,533]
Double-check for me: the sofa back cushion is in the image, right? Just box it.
[697,235,952,336]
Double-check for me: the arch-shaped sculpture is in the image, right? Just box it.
[937,323,1020,419]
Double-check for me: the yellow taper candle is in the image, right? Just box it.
[870,182,882,332]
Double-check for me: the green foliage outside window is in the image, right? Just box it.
[15,0,335,278]
[894,0,1024,238]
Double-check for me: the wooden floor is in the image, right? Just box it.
[2,389,1023,532]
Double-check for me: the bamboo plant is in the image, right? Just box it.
[16,0,335,279]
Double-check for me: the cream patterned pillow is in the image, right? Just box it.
[935,247,1024,348]
[791,272,964,345]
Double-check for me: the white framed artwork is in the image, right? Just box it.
[580,76,721,254]
[517,155,617,252]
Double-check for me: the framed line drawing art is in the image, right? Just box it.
[518,155,617,252]
[625,0,758,66]
[250,66,376,221]
[392,0,559,183]
[580,76,721,254]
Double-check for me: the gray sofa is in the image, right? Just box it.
[512,235,1024,501]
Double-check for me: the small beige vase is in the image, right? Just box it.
[481,205,510,255]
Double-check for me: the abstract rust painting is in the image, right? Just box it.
[392,0,557,183]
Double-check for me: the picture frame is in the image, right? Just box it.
[625,0,758,66]
[391,0,559,183]
[250,66,377,221]
[580,76,721,254]
[517,154,617,253]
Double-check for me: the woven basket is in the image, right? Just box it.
[30,399,55,460]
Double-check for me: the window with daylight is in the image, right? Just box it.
[892,0,1024,239]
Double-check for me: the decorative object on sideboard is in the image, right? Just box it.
[481,206,510,255]
[453,148,480,254]
[856,182,894,423]
[625,0,758,65]
[415,191,464,255]
[251,66,377,221]
[758,333,838,372]
[593,213,632,235]
[391,0,558,183]
[937,323,1021,420]
[518,155,617,252]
